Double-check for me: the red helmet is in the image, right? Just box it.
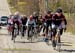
[29,15,33,20]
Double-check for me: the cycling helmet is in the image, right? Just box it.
[47,10,52,14]
[33,12,37,16]
[29,15,33,20]
[14,11,20,15]
[33,12,36,15]
[56,8,62,13]
[23,15,27,17]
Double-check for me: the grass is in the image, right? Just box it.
[64,13,75,35]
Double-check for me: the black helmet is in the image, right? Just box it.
[56,8,62,13]
[47,10,52,14]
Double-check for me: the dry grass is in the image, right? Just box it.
[65,13,75,34]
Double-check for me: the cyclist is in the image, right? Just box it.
[33,12,39,25]
[52,8,67,49]
[7,14,13,34]
[11,11,21,40]
[21,15,27,37]
[38,15,43,32]
[44,10,53,41]
[26,15,36,40]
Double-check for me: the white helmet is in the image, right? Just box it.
[14,11,20,15]
[33,12,37,16]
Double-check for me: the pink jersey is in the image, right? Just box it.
[8,18,13,24]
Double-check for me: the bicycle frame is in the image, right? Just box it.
[55,28,60,41]
[55,27,61,52]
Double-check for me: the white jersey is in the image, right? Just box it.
[26,19,36,27]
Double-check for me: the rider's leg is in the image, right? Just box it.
[22,26,25,37]
[27,26,31,38]
[44,24,49,42]
[60,28,63,35]
[11,27,14,40]
[43,22,45,32]
[17,24,19,35]
[50,29,53,40]
[49,24,52,40]
[46,24,49,37]
[40,26,45,36]
[58,29,63,43]
[16,21,20,35]
[32,27,34,33]
[52,29,57,48]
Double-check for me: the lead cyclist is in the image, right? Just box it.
[51,8,67,50]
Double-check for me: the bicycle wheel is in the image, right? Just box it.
[21,26,23,39]
[56,36,61,52]
[34,29,38,39]
[29,31,33,43]
[52,40,56,50]
[13,29,17,43]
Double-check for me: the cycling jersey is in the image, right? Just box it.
[52,13,66,26]
[8,18,13,25]
[21,17,27,37]
[26,19,36,27]
[21,18,27,25]
[52,13,67,35]
[33,16,38,24]
[12,15,21,36]
[44,14,53,34]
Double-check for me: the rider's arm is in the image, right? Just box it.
[63,17,67,31]
[62,15,67,31]
[61,14,67,25]
[64,19,67,25]
[26,19,29,27]
[63,15,67,25]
